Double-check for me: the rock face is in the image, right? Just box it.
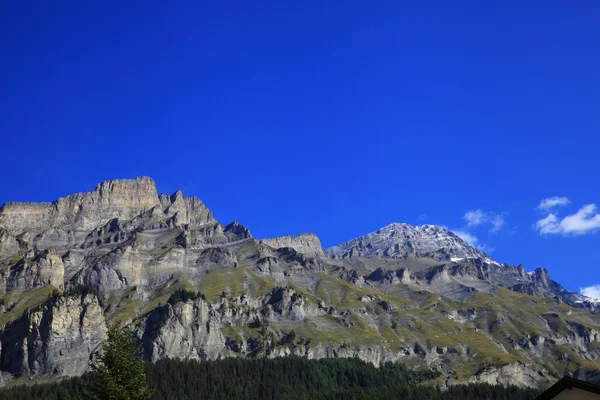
[0,229,18,257]
[0,177,599,389]
[138,299,227,362]
[159,190,216,227]
[260,233,324,258]
[0,294,106,378]
[0,177,161,235]
[324,223,488,261]
[460,362,544,388]
[4,249,65,292]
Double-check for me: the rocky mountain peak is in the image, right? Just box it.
[0,176,161,234]
[324,222,489,261]
[0,177,222,238]
[530,267,551,289]
[94,176,158,196]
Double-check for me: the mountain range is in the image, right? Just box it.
[0,176,599,388]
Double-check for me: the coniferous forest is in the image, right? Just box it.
[0,357,540,400]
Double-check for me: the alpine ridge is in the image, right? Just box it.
[0,177,599,389]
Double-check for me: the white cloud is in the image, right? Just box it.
[538,196,570,211]
[453,229,479,247]
[490,216,505,233]
[479,245,495,253]
[453,209,506,254]
[535,213,560,234]
[464,209,505,233]
[417,214,428,221]
[452,229,495,253]
[464,210,486,226]
[580,285,600,301]
[536,204,600,236]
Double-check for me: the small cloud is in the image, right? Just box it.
[464,209,505,233]
[580,285,600,301]
[479,244,496,254]
[417,214,428,221]
[538,196,570,211]
[452,229,479,247]
[536,204,600,236]
[490,216,505,233]
[452,229,495,254]
[464,210,486,226]
[535,213,560,234]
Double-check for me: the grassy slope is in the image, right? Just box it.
[0,285,57,327]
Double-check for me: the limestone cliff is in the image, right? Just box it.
[0,177,160,235]
[0,293,106,383]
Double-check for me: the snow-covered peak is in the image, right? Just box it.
[324,222,490,261]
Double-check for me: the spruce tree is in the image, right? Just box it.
[89,327,152,400]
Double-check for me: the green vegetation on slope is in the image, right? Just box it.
[198,268,276,302]
[0,285,57,326]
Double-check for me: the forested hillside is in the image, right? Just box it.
[0,357,540,400]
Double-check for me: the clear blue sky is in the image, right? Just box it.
[1,1,599,295]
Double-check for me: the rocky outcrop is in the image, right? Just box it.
[324,223,488,261]
[459,362,547,388]
[260,233,324,258]
[82,245,144,292]
[0,203,55,236]
[1,249,65,294]
[223,221,252,241]
[0,228,18,256]
[195,247,238,269]
[160,190,216,227]
[530,267,551,289]
[366,268,413,285]
[0,294,107,379]
[137,300,228,362]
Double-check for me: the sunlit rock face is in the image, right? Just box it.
[260,233,324,258]
[0,177,161,235]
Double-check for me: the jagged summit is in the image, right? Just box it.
[324,222,489,261]
[0,176,160,234]
[0,176,215,236]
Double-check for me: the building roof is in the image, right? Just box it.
[537,376,600,400]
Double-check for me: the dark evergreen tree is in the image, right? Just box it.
[89,327,152,400]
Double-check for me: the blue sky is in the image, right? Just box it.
[1,1,599,296]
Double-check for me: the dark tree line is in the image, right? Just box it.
[168,289,205,305]
[0,357,540,400]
